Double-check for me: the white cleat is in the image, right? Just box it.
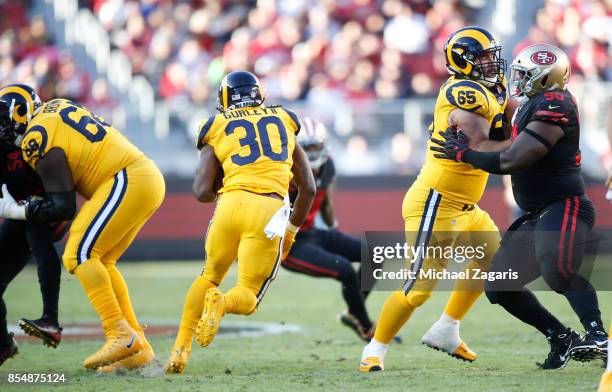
[359,339,388,372]
[422,316,476,362]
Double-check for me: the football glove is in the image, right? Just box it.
[430,127,472,162]
[281,223,299,260]
[0,184,26,220]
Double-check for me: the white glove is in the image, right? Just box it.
[606,189,612,203]
[0,184,26,220]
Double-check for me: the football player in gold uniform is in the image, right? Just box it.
[360,26,510,371]
[167,71,315,373]
[0,84,165,371]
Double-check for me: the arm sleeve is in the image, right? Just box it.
[25,191,76,223]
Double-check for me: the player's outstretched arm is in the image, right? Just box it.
[193,144,221,203]
[431,121,563,174]
[288,144,316,228]
[28,148,76,222]
[447,108,511,152]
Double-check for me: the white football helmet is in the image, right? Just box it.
[297,116,328,170]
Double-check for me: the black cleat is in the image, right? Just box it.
[570,329,608,362]
[538,328,582,370]
[339,311,401,343]
[0,333,18,366]
[19,317,62,348]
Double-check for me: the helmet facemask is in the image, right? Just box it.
[509,63,553,98]
[302,142,328,170]
[469,45,506,87]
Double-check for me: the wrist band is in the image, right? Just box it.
[286,222,300,233]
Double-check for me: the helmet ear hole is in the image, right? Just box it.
[541,75,548,87]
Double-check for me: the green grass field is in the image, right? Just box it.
[3,261,610,391]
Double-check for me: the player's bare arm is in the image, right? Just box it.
[28,148,76,222]
[448,108,512,152]
[288,143,316,228]
[193,143,221,203]
[431,120,564,174]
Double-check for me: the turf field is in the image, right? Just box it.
[3,261,610,391]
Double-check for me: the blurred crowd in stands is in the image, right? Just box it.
[2,0,610,107]
[0,0,610,174]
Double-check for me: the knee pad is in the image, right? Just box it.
[404,290,431,308]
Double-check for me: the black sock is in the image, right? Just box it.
[357,267,371,301]
[0,297,9,344]
[29,226,62,324]
[495,290,566,336]
[39,278,60,324]
[341,278,372,331]
[564,290,604,332]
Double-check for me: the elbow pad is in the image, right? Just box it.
[26,191,76,222]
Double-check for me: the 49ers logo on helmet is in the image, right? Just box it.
[530,51,557,65]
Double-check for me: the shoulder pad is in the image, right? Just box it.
[445,80,490,113]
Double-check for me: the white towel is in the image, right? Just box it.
[264,196,291,239]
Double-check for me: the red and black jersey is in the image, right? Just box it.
[0,144,45,202]
[0,144,69,241]
[289,157,335,232]
[510,89,585,212]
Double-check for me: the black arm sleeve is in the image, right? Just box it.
[25,191,77,223]
[463,149,503,175]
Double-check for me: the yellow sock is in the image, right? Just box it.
[74,259,123,333]
[224,286,257,315]
[373,291,416,344]
[443,263,484,320]
[174,276,215,350]
[104,263,139,331]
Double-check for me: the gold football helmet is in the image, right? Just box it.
[509,44,570,97]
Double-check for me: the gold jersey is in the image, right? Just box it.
[21,99,144,199]
[416,76,508,205]
[196,105,300,197]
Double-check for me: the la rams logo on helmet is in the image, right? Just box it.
[530,51,557,65]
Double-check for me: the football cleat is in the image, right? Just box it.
[18,317,62,348]
[570,328,608,362]
[339,311,401,343]
[598,371,612,392]
[166,346,191,374]
[359,356,384,372]
[422,318,476,362]
[96,328,155,372]
[359,340,387,372]
[195,287,225,348]
[0,333,18,367]
[339,311,372,341]
[538,328,581,370]
[83,319,144,370]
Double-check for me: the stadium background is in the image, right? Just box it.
[1,0,611,259]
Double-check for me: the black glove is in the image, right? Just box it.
[430,127,471,162]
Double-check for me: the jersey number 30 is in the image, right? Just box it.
[225,117,288,166]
